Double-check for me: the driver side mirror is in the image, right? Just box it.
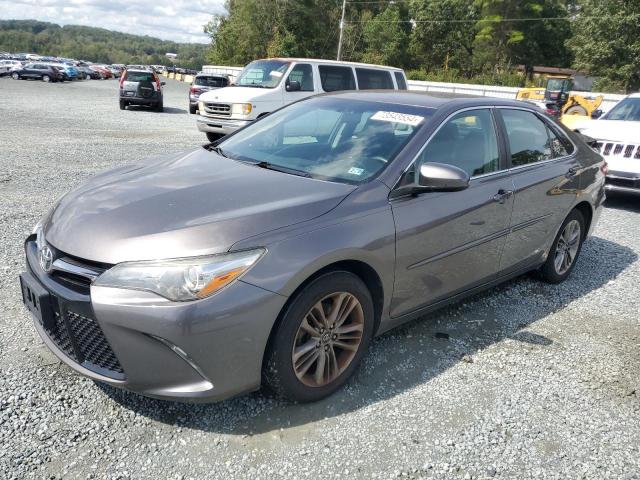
[286,80,301,92]
[591,109,603,119]
[417,162,470,192]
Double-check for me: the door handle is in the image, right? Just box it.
[492,189,513,204]
[565,166,579,178]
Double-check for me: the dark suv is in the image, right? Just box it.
[119,69,165,111]
[188,73,229,114]
[11,63,64,83]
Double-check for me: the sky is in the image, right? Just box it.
[0,0,228,43]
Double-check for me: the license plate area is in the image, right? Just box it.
[19,272,56,330]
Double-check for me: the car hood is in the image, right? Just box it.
[44,148,355,264]
[198,85,277,104]
[579,119,640,142]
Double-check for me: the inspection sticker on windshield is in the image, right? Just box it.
[371,111,424,126]
[348,167,364,176]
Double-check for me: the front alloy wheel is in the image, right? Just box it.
[292,292,365,387]
[264,271,374,402]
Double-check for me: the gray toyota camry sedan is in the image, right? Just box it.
[20,91,606,403]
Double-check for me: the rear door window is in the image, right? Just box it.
[355,68,394,90]
[501,109,571,166]
[318,65,356,92]
[394,72,407,90]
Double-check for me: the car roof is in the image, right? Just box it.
[266,57,404,71]
[126,69,154,73]
[627,92,640,99]
[322,90,536,110]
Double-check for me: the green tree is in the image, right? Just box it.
[408,0,479,75]
[359,6,409,66]
[569,0,640,92]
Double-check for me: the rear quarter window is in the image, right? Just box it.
[355,68,394,90]
[318,65,356,92]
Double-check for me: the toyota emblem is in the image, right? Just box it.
[39,245,54,273]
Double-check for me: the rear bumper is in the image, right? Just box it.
[196,115,251,135]
[120,94,162,106]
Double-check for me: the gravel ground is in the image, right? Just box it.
[1,76,639,480]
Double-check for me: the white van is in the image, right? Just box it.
[196,58,408,141]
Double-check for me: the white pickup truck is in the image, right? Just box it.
[576,93,640,195]
[196,58,408,142]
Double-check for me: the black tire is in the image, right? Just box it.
[206,132,224,143]
[119,100,126,110]
[538,209,585,284]
[156,101,164,112]
[565,105,588,116]
[189,104,197,114]
[263,271,375,402]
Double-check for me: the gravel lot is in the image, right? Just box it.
[1,76,639,480]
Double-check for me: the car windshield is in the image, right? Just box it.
[217,97,432,184]
[603,98,640,121]
[195,76,228,87]
[235,60,290,88]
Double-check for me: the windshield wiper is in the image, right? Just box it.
[253,161,311,177]
[207,145,228,157]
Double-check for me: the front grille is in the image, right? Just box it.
[596,141,640,159]
[44,308,124,379]
[204,102,231,117]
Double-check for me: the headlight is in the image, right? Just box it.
[94,249,265,301]
[231,103,252,116]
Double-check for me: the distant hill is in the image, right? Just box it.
[0,20,207,69]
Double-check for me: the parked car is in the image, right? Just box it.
[11,63,63,82]
[119,68,165,111]
[188,73,230,114]
[196,58,409,142]
[108,66,122,78]
[90,65,112,79]
[0,59,23,76]
[48,64,78,81]
[77,66,101,80]
[575,93,640,195]
[20,92,605,403]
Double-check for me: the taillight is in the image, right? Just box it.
[155,74,161,91]
[189,87,200,94]
[600,162,608,175]
[119,71,126,88]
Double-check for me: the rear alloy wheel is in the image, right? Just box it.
[11,72,19,80]
[538,209,585,283]
[42,75,50,83]
[264,271,374,402]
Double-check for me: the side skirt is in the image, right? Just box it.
[376,262,543,336]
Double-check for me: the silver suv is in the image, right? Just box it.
[188,73,230,114]
[119,68,165,112]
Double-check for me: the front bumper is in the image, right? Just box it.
[21,239,287,402]
[196,115,251,135]
[605,170,640,195]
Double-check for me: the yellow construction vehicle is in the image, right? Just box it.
[517,75,603,117]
